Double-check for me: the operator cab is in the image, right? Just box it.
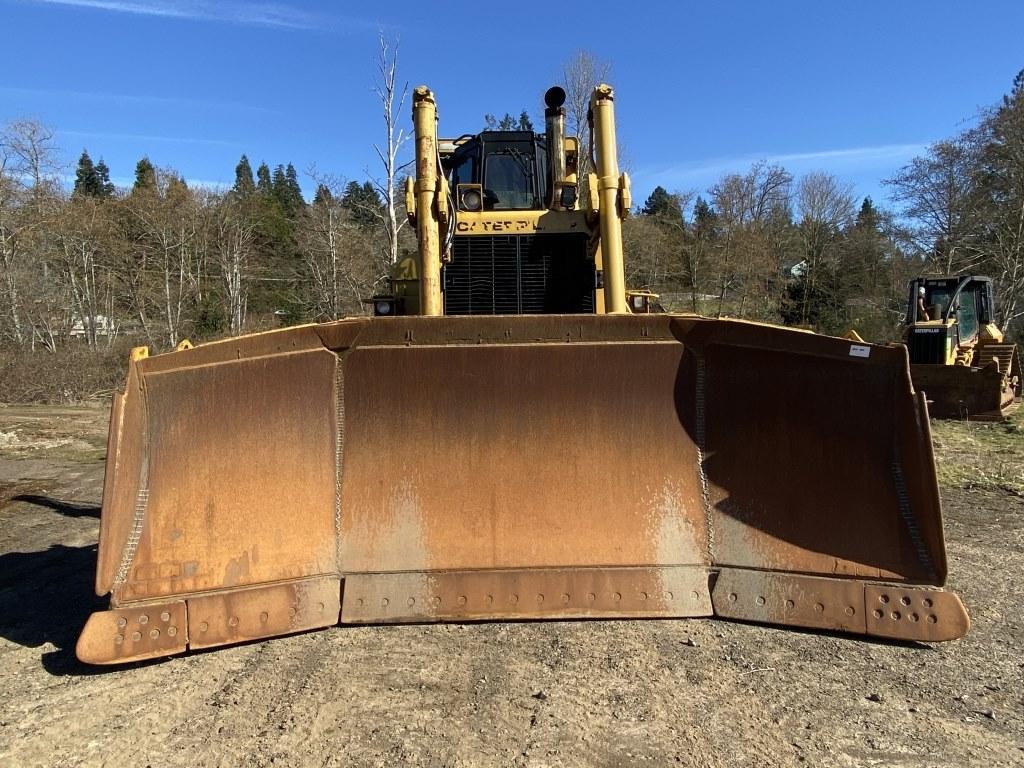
[446,131,550,211]
[906,276,995,364]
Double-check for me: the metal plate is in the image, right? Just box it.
[711,569,866,633]
[341,567,712,623]
[187,577,340,650]
[864,584,970,642]
[77,601,187,664]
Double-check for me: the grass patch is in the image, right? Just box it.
[930,407,1024,496]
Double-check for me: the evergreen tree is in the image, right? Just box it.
[282,163,305,215]
[313,184,334,205]
[166,174,189,199]
[693,196,717,236]
[233,154,256,197]
[271,164,289,207]
[73,150,102,197]
[484,111,534,131]
[133,156,157,194]
[95,159,115,197]
[342,180,383,229]
[641,186,683,220]
[855,197,879,230]
[256,162,273,195]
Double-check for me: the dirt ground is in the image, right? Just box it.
[0,403,1021,768]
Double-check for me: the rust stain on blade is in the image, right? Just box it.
[339,338,703,574]
[187,577,340,650]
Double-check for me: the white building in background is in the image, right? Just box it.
[69,315,118,338]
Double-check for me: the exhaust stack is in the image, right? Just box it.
[544,86,567,206]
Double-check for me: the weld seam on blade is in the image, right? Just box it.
[695,354,715,561]
[115,487,148,586]
[891,452,934,579]
[333,357,346,571]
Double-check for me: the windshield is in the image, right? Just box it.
[922,286,955,321]
[484,147,535,210]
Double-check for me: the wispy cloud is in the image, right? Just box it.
[30,0,323,29]
[112,175,228,189]
[0,85,279,115]
[638,143,927,189]
[61,128,238,147]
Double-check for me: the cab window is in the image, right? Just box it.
[957,291,980,340]
[448,149,478,188]
[483,141,537,210]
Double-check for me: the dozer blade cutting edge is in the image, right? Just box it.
[911,343,1021,420]
[77,314,969,665]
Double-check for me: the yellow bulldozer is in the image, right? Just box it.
[77,84,969,665]
[905,275,1020,419]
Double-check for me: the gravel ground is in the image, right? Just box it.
[0,403,1021,768]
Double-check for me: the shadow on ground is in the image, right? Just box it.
[11,493,100,518]
[0,542,106,675]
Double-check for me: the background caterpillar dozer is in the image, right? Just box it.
[77,84,969,665]
[906,275,1021,419]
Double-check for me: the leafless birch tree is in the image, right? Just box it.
[372,32,410,266]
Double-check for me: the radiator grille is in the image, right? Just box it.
[907,328,949,364]
[444,234,595,315]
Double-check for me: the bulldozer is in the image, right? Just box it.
[905,275,1020,419]
[76,84,969,665]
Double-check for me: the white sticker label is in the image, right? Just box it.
[849,344,871,358]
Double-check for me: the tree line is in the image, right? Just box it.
[625,69,1024,341]
[1,63,1021,358]
[0,127,406,352]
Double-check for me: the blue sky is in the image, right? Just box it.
[2,0,1022,213]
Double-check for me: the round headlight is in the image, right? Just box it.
[461,188,482,211]
[375,300,392,316]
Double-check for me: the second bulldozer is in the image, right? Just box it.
[905,275,1020,419]
[77,84,969,665]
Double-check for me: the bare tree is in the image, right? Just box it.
[372,32,411,266]
[124,170,201,347]
[885,136,986,275]
[561,50,612,179]
[4,119,61,208]
[53,195,121,348]
[0,119,62,347]
[211,194,258,336]
[795,172,856,324]
[710,162,793,318]
[975,76,1024,332]
[298,178,380,319]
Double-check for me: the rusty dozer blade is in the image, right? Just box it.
[76,315,969,664]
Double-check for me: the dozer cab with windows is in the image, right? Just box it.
[77,84,968,665]
[906,276,1020,419]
